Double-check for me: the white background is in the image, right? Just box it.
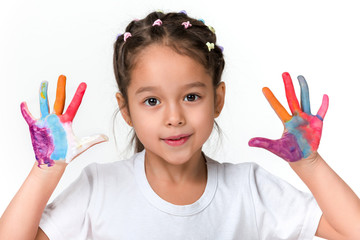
[1,1,359,238]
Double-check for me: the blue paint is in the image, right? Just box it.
[46,115,68,160]
[316,114,323,121]
[40,81,49,119]
[285,115,311,158]
[297,75,311,114]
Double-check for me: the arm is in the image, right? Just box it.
[0,163,65,240]
[290,153,360,239]
[0,75,107,239]
[249,72,360,239]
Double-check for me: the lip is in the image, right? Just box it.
[161,134,192,147]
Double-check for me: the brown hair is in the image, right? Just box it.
[113,11,225,153]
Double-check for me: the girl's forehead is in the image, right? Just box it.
[129,44,212,89]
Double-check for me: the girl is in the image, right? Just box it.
[1,11,359,240]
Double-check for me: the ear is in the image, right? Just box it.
[115,92,133,126]
[214,82,225,118]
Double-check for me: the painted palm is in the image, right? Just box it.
[21,75,108,167]
[249,72,329,162]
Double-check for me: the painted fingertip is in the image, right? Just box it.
[262,87,272,97]
[102,134,109,142]
[282,72,290,78]
[59,74,66,79]
[20,102,35,124]
[248,139,256,147]
[262,87,274,99]
[78,82,87,92]
[248,138,260,147]
[317,94,329,120]
[20,101,28,116]
[297,75,304,79]
[40,81,48,99]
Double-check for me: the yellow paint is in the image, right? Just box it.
[40,83,46,99]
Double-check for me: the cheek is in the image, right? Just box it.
[129,106,163,148]
[190,103,215,136]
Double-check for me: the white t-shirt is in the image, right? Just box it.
[40,150,322,240]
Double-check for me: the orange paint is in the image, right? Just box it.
[262,87,292,122]
[54,75,66,115]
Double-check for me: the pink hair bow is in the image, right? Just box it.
[152,19,162,26]
[124,32,132,42]
[182,21,192,29]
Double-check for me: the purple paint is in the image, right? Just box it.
[248,132,303,162]
[29,124,55,167]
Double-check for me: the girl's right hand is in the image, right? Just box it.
[20,75,108,167]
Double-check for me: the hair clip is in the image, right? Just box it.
[182,21,192,29]
[179,10,187,15]
[206,42,215,52]
[123,32,132,42]
[208,25,215,33]
[218,45,224,52]
[198,19,205,24]
[152,19,163,26]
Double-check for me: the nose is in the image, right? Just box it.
[165,103,185,127]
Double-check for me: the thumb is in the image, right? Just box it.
[249,133,303,162]
[66,134,109,163]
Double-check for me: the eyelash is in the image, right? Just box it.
[184,94,201,102]
[143,94,201,107]
[144,98,160,106]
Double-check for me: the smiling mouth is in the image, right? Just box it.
[162,134,192,146]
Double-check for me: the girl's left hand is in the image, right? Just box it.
[248,72,329,162]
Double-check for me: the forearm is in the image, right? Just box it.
[290,153,360,238]
[0,162,66,240]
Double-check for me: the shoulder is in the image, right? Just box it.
[206,156,289,193]
[206,156,260,181]
[82,154,137,186]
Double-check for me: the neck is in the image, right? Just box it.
[144,149,207,185]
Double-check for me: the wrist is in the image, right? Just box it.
[30,161,67,183]
[289,152,322,171]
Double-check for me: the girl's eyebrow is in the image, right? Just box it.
[135,82,207,95]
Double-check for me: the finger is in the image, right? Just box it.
[283,72,301,114]
[53,75,66,115]
[61,82,87,123]
[316,94,329,121]
[297,75,311,114]
[249,133,303,162]
[20,102,36,125]
[262,87,292,122]
[67,134,108,163]
[249,137,275,149]
[39,81,50,119]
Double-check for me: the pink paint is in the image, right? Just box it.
[298,112,323,151]
[316,94,329,119]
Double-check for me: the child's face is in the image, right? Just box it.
[117,44,225,165]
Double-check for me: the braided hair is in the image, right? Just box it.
[113,11,225,152]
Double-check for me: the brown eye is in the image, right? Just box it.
[184,94,200,102]
[145,98,160,106]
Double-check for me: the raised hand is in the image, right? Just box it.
[248,72,329,162]
[21,75,108,167]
